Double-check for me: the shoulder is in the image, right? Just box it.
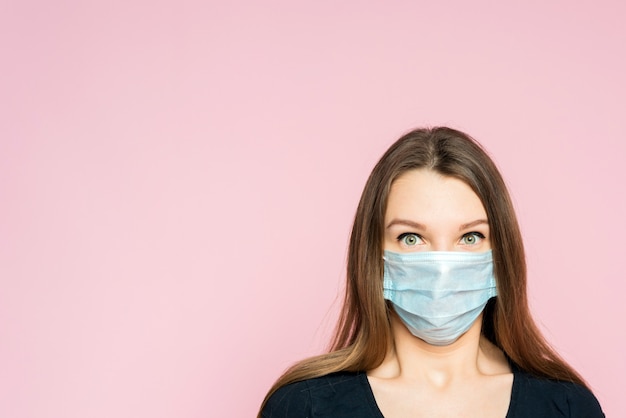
[510,371,604,418]
[261,371,379,418]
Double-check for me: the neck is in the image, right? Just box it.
[369,310,506,387]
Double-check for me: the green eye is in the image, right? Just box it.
[399,233,421,246]
[461,232,484,245]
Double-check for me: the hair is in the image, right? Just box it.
[258,127,587,415]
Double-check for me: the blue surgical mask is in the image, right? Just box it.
[383,250,497,346]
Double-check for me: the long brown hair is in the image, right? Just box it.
[259,127,587,414]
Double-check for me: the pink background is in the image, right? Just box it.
[2,1,624,417]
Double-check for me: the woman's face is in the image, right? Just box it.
[384,169,491,253]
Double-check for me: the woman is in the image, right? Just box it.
[259,127,604,417]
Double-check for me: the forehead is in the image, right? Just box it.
[385,169,487,223]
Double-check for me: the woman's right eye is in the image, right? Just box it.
[397,233,422,247]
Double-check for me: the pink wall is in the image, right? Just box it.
[2,1,624,416]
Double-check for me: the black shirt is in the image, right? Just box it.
[262,369,604,417]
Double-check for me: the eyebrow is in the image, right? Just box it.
[386,219,489,231]
[459,219,489,231]
[386,219,427,230]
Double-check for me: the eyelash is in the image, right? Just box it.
[396,233,423,247]
[461,232,485,245]
[396,232,486,246]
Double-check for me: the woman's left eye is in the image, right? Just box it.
[460,232,485,245]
